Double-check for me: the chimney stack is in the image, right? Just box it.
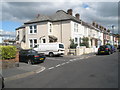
[92,21,96,26]
[67,9,73,15]
[75,13,80,19]
[36,14,40,18]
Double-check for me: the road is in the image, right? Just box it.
[5,52,118,88]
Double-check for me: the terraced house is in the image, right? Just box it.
[16,9,117,55]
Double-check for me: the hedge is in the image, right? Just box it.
[0,46,17,60]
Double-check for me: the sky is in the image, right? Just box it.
[0,0,119,34]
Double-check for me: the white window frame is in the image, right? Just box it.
[74,22,78,32]
[74,37,78,43]
[29,38,37,48]
[49,24,52,33]
[29,25,37,34]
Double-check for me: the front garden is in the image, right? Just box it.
[0,45,19,69]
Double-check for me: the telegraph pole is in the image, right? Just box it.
[112,25,115,45]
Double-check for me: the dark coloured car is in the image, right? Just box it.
[19,49,46,64]
[108,45,116,53]
[0,74,4,89]
[97,45,113,55]
[117,45,120,52]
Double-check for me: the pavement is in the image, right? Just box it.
[2,63,45,82]
[2,53,95,82]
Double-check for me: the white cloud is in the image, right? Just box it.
[1,2,119,33]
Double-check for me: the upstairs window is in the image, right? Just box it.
[49,24,52,33]
[29,25,37,34]
[74,23,78,32]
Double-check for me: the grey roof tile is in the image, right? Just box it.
[24,10,82,24]
[24,14,51,24]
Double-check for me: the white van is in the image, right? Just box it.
[33,43,65,57]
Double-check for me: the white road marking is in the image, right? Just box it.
[66,61,70,64]
[61,63,66,65]
[70,59,74,61]
[56,64,61,67]
[48,67,54,70]
[47,58,65,61]
[35,67,46,73]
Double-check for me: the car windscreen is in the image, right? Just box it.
[59,44,64,48]
[28,50,38,54]
[100,46,105,48]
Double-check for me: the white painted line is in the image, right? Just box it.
[70,59,74,61]
[32,65,39,66]
[61,63,66,65]
[36,67,46,73]
[47,58,65,61]
[56,64,61,67]
[66,61,70,64]
[48,67,54,70]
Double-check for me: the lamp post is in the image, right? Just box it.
[111,25,115,45]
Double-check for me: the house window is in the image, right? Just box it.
[42,39,46,43]
[29,39,37,48]
[75,37,78,43]
[29,25,37,34]
[50,24,52,33]
[74,23,78,32]
[79,37,81,44]
[34,25,37,33]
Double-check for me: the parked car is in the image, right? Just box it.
[108,45,116,52]
[97,45,113,55]
[117,45,120,52]
[0,74,4,89]
[19,49,46,64]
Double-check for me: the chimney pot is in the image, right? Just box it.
[75,13,80,19]
[92,21,95,26]
[67,9,73,15]
[37,14,40,18]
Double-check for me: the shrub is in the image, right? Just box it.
[106,43,111,45]
[69,39,78,49]
[80,37,89,48]
[0,46,17,60]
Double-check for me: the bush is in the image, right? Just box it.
[106,43,111,45]
[80,37,89,48]
[69,39,78,49]
[0,46,17,60]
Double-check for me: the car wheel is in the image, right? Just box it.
[27,60,33,65]
[49,52,54,57]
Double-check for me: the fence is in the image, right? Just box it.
[67,49,76,55]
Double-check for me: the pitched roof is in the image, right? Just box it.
[24,10,82,24]
[16,25,26,30]
[24,14,51,24]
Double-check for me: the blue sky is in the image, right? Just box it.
[82,3,89,9]
[1,21,22,32]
